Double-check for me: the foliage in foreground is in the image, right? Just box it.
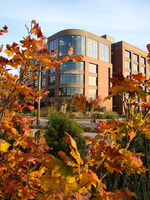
[0,21,150,200]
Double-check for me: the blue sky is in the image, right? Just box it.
[1,0,150,74]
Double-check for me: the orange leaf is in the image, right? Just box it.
[68,43,73,56]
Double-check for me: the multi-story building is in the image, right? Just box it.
[33,29,149,114]
[112,41,149,114]
[41,29,113,111]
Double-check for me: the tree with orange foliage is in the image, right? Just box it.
[73,93,87,111]
[88,95,102,113]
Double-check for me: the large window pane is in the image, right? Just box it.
[89,63,97,73]
[100,43,109,62]
[141,57,146,65]
[50,68,56,73]
[125,61,131,69]
[89,89,97,98]
[49,76,55,85]
[50,39,58,53]
[87,38,98,59]
[60,74,84,84]
[59,87,83,97]
[60,61,84,71]
[133,54,139,62]
[89,76,97,86]
[125,50,131,59]
[59,35,85,56]
[134,64,139,72]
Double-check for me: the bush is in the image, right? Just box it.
[44,113,87,159]
[92,112,106,119]
[105,111,119,119]
[31,109,37,117]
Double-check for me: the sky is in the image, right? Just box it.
[1,0,150,75]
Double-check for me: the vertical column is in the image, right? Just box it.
[131,52,134,75]
[84,61,89,98]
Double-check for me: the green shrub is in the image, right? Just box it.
[44,113,87,159]
[105,111,119,119]
[31,109,37,117]
[91,112,106,119]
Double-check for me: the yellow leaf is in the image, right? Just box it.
[0,139,10,152]
[63,133,83,166]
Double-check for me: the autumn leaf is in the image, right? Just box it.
[68,43,73,56]
[63,132,83,165]
[0,139,10,152]
[0,25,8,35]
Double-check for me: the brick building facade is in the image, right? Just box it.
[33,29,149,114]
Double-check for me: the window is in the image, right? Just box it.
[50,68,56,73]
[125,71,131,77]
[59,87,83,97]
[59,35,85,56]
[60,74,84,84]
[100,43,110,62]
[41,78,46,87]
[133,54,139,62]
[49,76,55,85]
[89,76,97,86]
[89,89,97,98]
[48,89,55,98]
[141,57,146,65]
[41,67,46,76]
[87,38,98,59]
[125,50,131,59]
[50,39,58,53]
[141,66,146,74]
[60,61,84,71]
[134,64,139,72]
[89,63,97,73]
[125,61,131,69]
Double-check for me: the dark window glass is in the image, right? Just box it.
[59,87,83,97]
[60,61,84,71]
[60,74,84,84]
[48,89,55,98]
[50,68,56,73]
[100,43,109,62]
[50,39,58,53]
[59,35,85,56]
[49,76,55,85]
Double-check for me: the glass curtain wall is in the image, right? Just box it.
[59,35,85,56]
